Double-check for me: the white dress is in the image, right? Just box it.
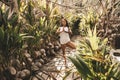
[59,27,70,44]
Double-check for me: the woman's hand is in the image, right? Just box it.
[63,27,68,32]
[56,27,63,34]
[64,27,72,34]
[68,28,72,34]
[60,27,64,32]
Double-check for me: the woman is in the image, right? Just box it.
[56,18,76,66]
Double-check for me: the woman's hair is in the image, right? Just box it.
[60,18,69,27]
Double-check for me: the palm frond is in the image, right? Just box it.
[69,55,94,79]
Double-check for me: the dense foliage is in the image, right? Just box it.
[0,0,120,80]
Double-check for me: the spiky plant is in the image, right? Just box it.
[79,10,99,36]
[21,0,61,51]
[69,26,120,80]
[0,5,33,75]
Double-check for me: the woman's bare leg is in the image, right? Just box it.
[61,44,67,66]
[66,41,76,49]
[61,42,76,68]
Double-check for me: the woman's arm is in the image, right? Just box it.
[68,27,72,34]
[56,27,62,34]
[64,27,72,34]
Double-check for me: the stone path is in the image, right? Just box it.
[33,35,81,80]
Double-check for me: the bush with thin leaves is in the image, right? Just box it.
[69,26,120,80]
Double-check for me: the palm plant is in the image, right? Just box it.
[21,0,60,51]
[69,26,120,80]
[0,6,33,74]
[79,10,99,36]
[0,1,59,79]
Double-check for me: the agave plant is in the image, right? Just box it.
[69,26,120,80]
[21,0,61,51]
[79,10,99,36]
[0,7,19,28]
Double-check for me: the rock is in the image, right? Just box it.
[31,76,39,80]
[24,53,31,58]
[35,72,44,80]
[16,70,26,78]
[100,29,104,33]
[34,62,42,67]
[31,65,39,71]
[54,46,60,51]
[109,37,113,41]
[41,73,48,80]
[16,71,21,78]
[50,49,56,56]
[19,71,26,78]
[56,41,61,47]
[39,59,44,64]
[107,29,112,34]
[8,66,16,75]
[27,58,33,64]
[45,46,49,50]
[22,62,26,67]
[46,50,50,56]
[34,51,41,58]
[40,49,46,57]
[48,43,54,48]
[22,69,30,76]
[48,42,52,46]
[15,78,23,80]
[11,59,21,69]
[111,33,116,37]
[40,49,46,54]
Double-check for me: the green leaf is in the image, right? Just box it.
[9,13,18,26]
[69,55,95,79]
[0,27,4,41]
[76,55,94,77]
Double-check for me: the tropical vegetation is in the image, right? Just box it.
[0,0,120,80]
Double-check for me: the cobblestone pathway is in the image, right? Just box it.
[34,36,81,80]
